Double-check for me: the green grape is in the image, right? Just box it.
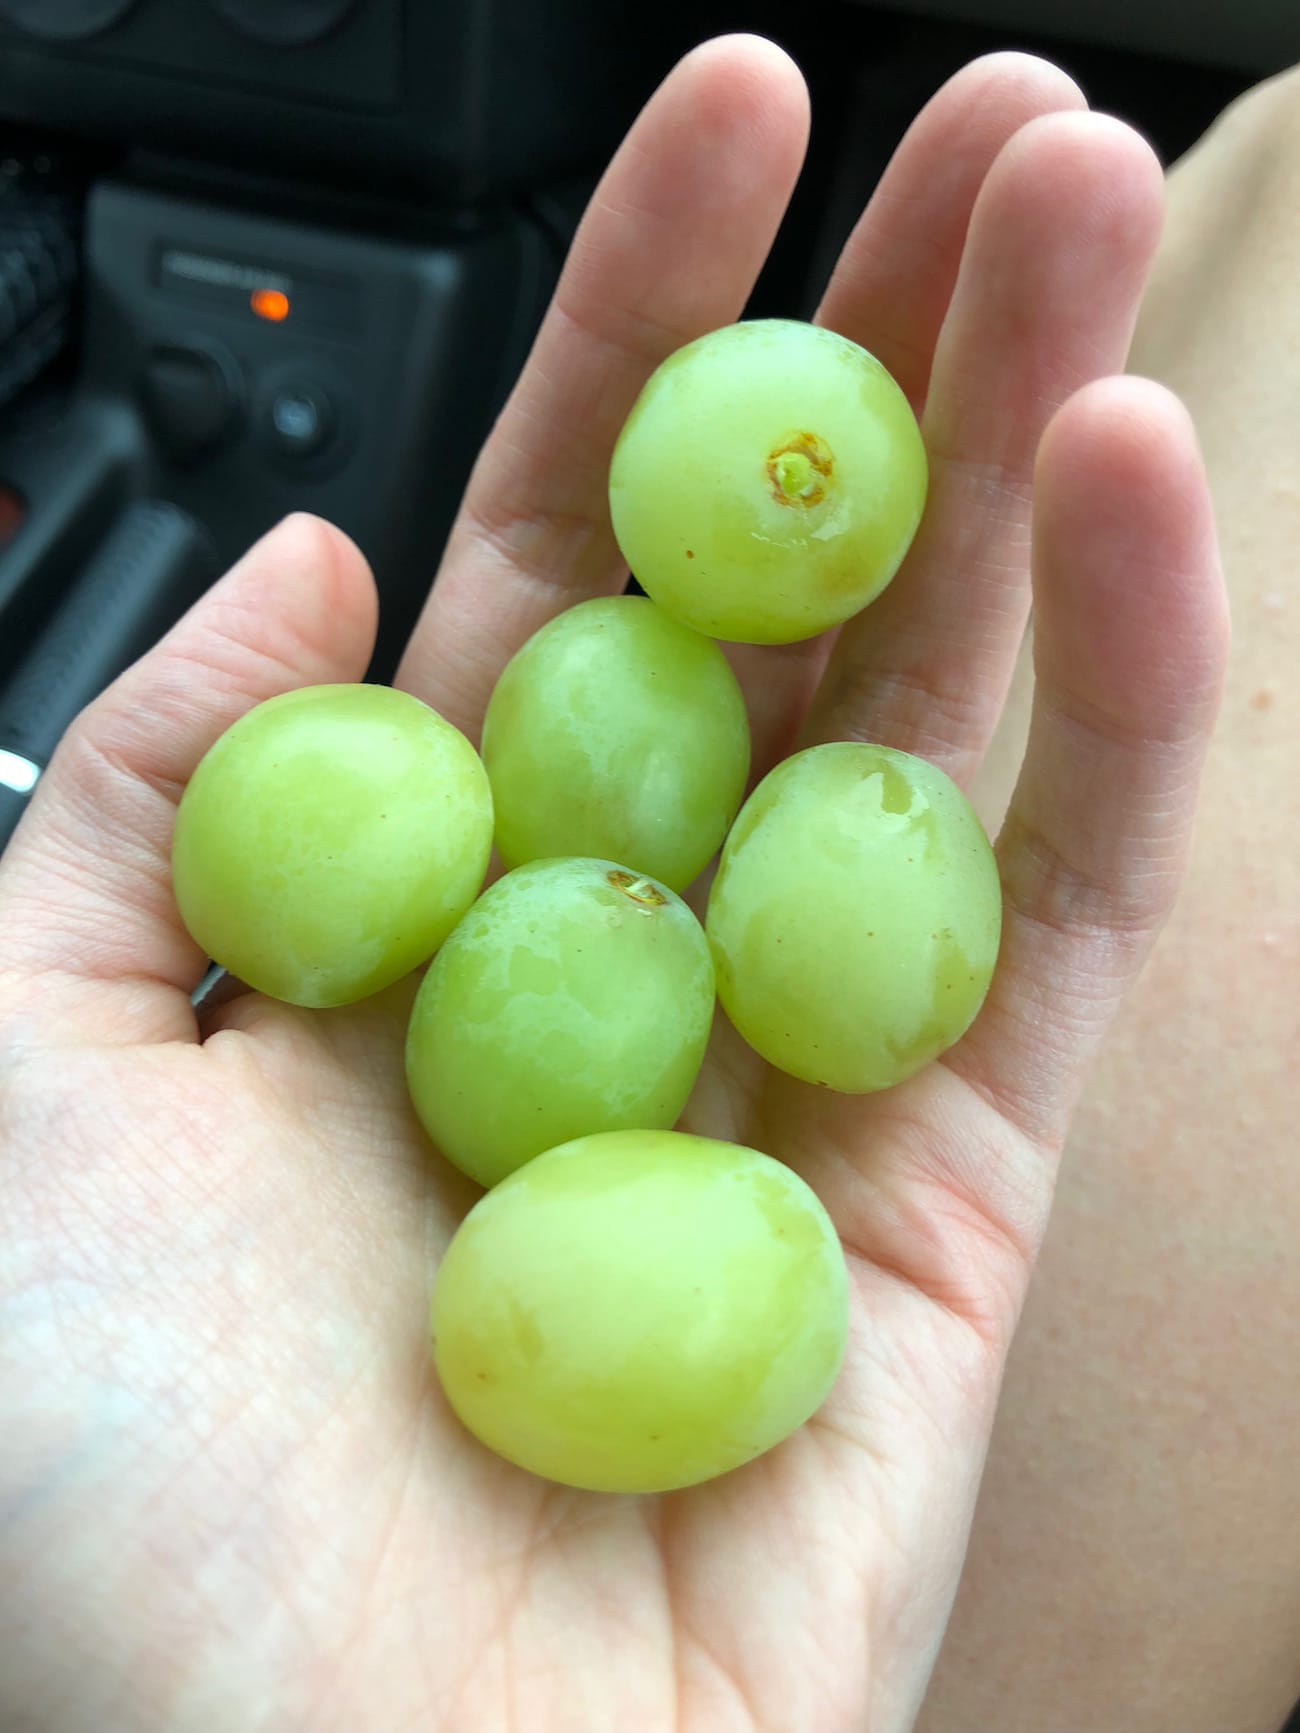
[480,595,750,892]
[172,683,492,1007]
[432,1129,848,1493]
[608,319,927,645]
[706,742,1002,1093]
[406,857,715,1188]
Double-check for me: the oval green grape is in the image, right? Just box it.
[608,319,927,645]
[406,857,715,1188]
[172,683,493,1007]
[432,1129,849,1493]
[481,595,750,892]
[706,742,1002,1092]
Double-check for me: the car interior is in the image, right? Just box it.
[0,0,1296,1720]
[0,0,1288,850]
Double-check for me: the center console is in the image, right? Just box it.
[0,0,675,846]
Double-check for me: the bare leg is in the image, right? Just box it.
[920,67,1300,1733]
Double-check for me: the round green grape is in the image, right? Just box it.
[432,1129,849,1493]
[608,319,927,645]
[706,742,1002,1092]
[172,683,492,1007]
[481,595,750,892]
[406,857,715,1188]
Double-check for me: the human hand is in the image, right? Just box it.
[0,37,1227,1733]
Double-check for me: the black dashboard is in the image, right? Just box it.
[0,0,1293,850]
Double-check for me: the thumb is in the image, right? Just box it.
[0,515,378,1046]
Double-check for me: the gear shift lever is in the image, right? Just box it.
[0,498,217,854]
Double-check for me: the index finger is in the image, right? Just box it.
[394,34,810,739]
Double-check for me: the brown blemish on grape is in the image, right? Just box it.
[685,549,695,559]
[608,868,667,908]
[766,430,833,508]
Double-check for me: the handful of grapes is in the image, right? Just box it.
[171,320,1001,1494]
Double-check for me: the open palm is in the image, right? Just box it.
[0,38,1227,1733]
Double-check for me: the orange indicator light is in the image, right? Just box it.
[250,288,291,323]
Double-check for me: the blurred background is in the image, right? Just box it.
[0,0,1293,853]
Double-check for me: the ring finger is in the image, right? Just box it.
[802,109,1166,782]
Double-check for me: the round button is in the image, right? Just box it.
[267,382,335,459]
[0,0,137,38]
[140,343,240,460]
[207,0,356,46]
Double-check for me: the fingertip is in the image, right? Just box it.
[1037,375,1208,546]
[940,49,1087,120]
[681,30,807,95]
[1033,376,1229,730]
[986,108,1166,247]
[672,32,811,159]
[236,513,379,672]
[275,509,369,582]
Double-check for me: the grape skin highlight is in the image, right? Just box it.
[406,858,716,1188]
[481,595,751,892]
[171,683,493,1007]
[432,1129,849,1493]
[608,319,927,645]
[706,742,1002,1092]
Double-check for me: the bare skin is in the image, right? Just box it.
[921,65,1300,1733]
[0,39,1229,1733]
